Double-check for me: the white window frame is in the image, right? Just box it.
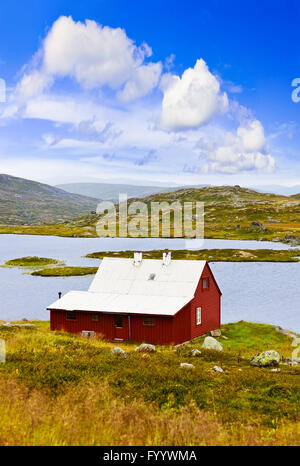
[196,307,202,325]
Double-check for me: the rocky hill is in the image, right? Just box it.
[134,185,300,242]
[0,174,99,225]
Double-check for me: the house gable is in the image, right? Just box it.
[189,263,221,339]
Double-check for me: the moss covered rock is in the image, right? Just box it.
[250,350,280,367]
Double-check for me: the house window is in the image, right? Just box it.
[66,311,76,321]
[92,314,99,321]
[196,307,202,325]
[143,317,155,326]
[202,277,209,289]
[115,315,123,328]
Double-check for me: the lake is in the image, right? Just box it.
[0,234,299,332]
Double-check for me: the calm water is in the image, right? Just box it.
[0,235,299,332]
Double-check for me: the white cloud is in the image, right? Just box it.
[117,62,162,102]
[203,119,275,173]
[223,80,243,94]
[160,59,228,131]
[164,54,176,71]
[16,70,53,102]
[269,122,297,140]
[24,96,95,123]
[16,16,161,101]
[237,119,266,151]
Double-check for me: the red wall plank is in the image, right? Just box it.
[172,304,192,344]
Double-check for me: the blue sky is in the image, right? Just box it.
[0,0,300,187]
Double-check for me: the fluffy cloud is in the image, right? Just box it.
[237,120,266,151]
[16,71,53,102]
[117,62,162,102]
[16,16,161,101]
[160,59,228,131]
[203,120,275,173]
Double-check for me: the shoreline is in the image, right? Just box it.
[0,229,297,250]
[0,226,298,247]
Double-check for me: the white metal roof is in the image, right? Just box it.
[47,257,206,316]
[47,290,193,316]
[89,257,206,297]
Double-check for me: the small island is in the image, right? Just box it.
[2,256,64,268]
[86,248,300,263]
[32,266,98,277]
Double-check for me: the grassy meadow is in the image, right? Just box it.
[0,321,299,446]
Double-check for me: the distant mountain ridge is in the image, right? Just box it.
[56,182,209,202]
[0,174,99,225]
[57,182,300,201]
[252,185,300,196]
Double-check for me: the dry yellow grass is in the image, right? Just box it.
[0,377,299,446]
[0,321,299,446]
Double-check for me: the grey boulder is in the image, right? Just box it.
[111,347,127,357]
[202,336,223,351]
[135,343,156,353]
[180,363,195,370]
[213,365,224,373]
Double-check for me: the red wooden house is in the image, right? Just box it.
[47,252,221,345]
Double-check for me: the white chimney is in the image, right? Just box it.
[133,252,142,265]
[162,251,171,266]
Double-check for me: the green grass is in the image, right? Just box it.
[0,320,299,445]
[217,321,294,357]
[31,266,98,277]
[2,256,63,268]
[86,248,300,262]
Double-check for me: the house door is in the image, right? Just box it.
[114,315,126,340]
